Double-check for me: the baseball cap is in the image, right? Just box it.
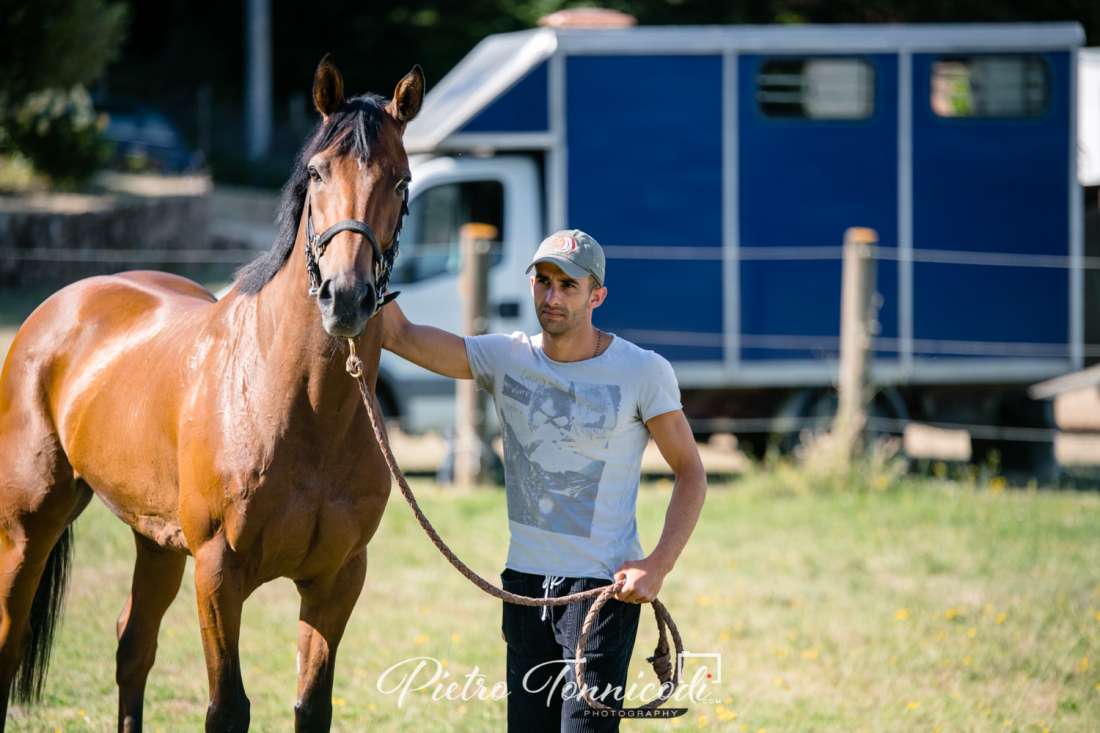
[525,229,606,287]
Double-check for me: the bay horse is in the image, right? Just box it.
[0,56,423,732]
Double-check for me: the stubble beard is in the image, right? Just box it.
[537,307,581,337]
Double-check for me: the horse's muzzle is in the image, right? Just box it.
[317,275,377,337]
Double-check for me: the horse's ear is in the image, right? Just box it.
[313,53,345,121]
[387,65,425,124]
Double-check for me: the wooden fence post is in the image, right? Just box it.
[453,222,498,486]
[835,226,878,457]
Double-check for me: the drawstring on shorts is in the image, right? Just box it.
[540,575,565,621]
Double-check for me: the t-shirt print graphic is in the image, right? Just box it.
[500,373,622,537]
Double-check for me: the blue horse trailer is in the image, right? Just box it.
[385,23,1085,456]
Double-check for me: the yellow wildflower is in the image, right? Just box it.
[944,607,959,620]
[1076,655,1089,674]
[333,697,346,707]
[696,714,710,728]
[716,705,738,721]
[719,630,731,642]
[995,612,1007,624]
[895,608,910,621]
[906,701,920,711]
[967,627,977,639]
[696,594,714,607]
[451,632,462,643]
[801,647,820,660]
[989,477,1006,493]
[413,633,429,645]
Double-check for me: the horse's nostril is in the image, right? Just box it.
[317,279,333,303]
[359,284,377,314]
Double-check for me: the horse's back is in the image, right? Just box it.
[3,270,215,391]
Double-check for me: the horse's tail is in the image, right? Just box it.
[11,524,73,704]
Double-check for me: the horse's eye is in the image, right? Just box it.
[395,179,409,195]
[307,166,321,182]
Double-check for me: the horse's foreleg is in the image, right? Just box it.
[115,531,185,733]
[293,549,366,732]
[193,536,250,733]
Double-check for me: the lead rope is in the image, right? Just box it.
[344,338,683,712]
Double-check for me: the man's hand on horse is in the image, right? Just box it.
[613,557,667,603]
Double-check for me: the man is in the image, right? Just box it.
[380,229,706,730]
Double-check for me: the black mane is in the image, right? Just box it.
[235,93,388,294]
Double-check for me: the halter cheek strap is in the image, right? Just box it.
[304,189,407,317]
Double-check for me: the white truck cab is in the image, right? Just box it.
[378,154,542,432]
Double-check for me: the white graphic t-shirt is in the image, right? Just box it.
[464,331,681,580]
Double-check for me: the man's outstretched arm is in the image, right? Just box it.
[379,300,473,379]
[614,409,707,603]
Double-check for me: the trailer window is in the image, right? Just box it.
[757,58,875,119]
[394,180,504,284]
[931,55,1048,118]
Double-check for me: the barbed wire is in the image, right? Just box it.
[687,414,1061,443]
[619,329,1100,359]
[2,243,1096,361]
[0,247,257,264]
[601,244,1100,270]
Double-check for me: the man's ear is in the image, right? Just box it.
[590,283,608,309]
[387,65,425,125]
[313,53,345,122]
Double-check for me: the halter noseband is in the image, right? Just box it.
[304,188,408,316]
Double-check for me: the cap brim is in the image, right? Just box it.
[526,255,591,281]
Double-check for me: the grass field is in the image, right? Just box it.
[4,473,1098,732]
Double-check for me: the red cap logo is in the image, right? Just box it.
[555,235,578,253]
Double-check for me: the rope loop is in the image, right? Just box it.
[345,340,364,379]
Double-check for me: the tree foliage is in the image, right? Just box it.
[0,0,128,186]
[0,0,128,100]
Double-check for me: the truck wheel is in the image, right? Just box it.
[769,386,908,455]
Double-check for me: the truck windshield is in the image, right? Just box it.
[393,179,505,283]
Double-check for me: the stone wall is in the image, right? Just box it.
[0,172,222,288]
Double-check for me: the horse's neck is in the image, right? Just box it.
[237,233,374,418]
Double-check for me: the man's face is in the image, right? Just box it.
[530,261,605,336]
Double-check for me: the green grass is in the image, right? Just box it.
[6,477,1100,732]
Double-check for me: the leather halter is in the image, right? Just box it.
[304,188,408,315]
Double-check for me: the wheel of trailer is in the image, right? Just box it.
[768,386,908,455]
[974,388,1057,482]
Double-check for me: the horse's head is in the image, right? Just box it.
[304,55,424,338]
